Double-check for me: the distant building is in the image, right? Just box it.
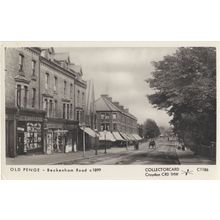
[95,94,138,140]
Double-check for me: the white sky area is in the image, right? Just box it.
[55,47,177,127]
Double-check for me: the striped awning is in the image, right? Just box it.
[132,134,142,140]
[99,131,116,142]
[112,132,125,141]
[126,133,136,141]
[81,127,97,138]
[119,132,130,141]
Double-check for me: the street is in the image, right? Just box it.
[7,139,215,165]
[60,140,180,165]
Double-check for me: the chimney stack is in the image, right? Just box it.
[119,105,124,110]
[113,102,119,107]
[107,97,112,102]
[101,94,108,98]
[125,108,129,113]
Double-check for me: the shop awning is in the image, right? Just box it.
[112,132,125,141]
[99,131,116,142]
[126,133,136,141]
[81,127,97,138]
[132,134,142,140]
[119,132,130,141]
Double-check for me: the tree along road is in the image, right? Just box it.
[60,141,180,165]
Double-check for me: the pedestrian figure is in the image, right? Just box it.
[126,141,128,150]
[134,141,139,150]
[149,139,156,149]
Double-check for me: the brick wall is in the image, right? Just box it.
[5,48,40,109]
[96,110,138,133]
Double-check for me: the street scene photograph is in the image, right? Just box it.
[5,46,216,165]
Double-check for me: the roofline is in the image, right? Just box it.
[40,56,76,79]
[103,97,137,120]
[96,96,137,121]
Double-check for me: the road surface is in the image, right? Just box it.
[61,140,180,165]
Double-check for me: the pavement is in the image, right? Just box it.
[6,145,135,165]
[6,140,215,165]
[175,148,215,165]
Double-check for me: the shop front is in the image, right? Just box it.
[17,121,43,154]
[6,107,45,157]
[46,129,68,154]
[45,119,78,154]
[79,127,98,151]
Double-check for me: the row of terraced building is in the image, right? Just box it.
[5,47,141,158]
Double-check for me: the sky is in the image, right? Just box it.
[55,47,177,127]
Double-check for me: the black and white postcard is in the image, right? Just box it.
[0,42,219,179]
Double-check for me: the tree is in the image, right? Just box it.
[146,47,216,154]
[143,119,160,139]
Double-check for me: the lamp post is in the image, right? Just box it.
[104,129,107,154]
[80,122,86,157]
[95,129,98,155]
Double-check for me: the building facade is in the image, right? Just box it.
[40,49,81,154]
[95,94,138,135]
[5,47,45,157]
[5,47,87,157]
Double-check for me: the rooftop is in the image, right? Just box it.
[95,94,137,120]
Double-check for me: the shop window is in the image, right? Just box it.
[63,103,66,119]
[49,100,53,117]
[45,73,49,89]
[32,60,36,76]
[32,88,36,108]
[24,122,42,151]
[24,86,28,108]
[19,54,24,72]
[17,85,21,107]
[101,113,105,120]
